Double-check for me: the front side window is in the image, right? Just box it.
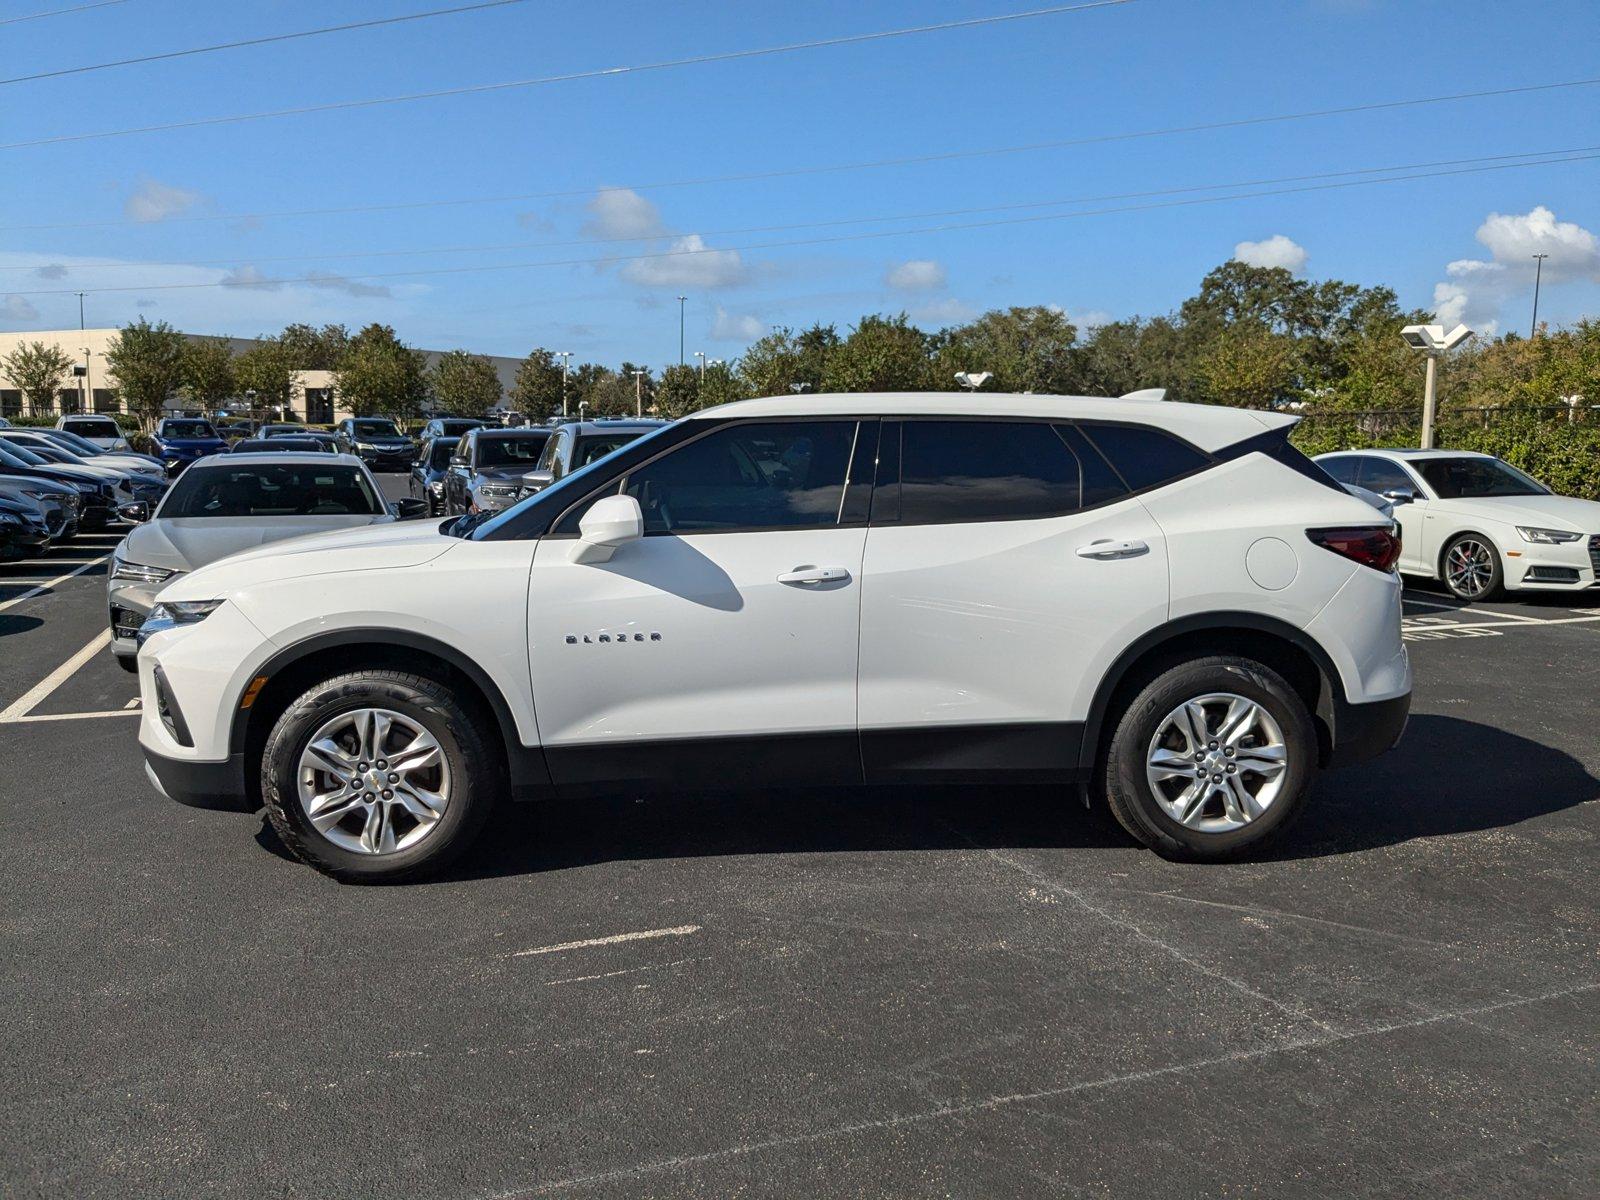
[623,421,856,534]
[476,434,550,467]
[158,464,384,517]
[428,438,457,468]
[1414,456,1547,499]
[893,420,1083,524]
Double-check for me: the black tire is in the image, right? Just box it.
[261,669,500,883]
[1440,532,1503,602]
[1101,655,1317,861]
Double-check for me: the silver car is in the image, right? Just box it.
[107,452,425,669]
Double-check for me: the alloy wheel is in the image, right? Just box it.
[295,708,451,854]
[1444,538,1495,599]
[1145,692,1289,833]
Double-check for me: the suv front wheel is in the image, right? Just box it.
[1101,656,1316,860]
[261,670,498,883]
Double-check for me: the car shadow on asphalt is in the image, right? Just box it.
[0,613,45,637]
[253,713,1596,881]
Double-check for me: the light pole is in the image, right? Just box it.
[694,350,706,384]
[954,371,992,392]
[1400,324,1474,449]
[631,369,646,417]
[557,351,572,417]
[1530,253,1549,338]
[676,295,687,365]
[75,292,94,414]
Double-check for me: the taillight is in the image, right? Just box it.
[1306,526,1401,573]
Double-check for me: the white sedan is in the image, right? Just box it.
[1315,448,1599,601]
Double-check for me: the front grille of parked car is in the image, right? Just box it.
[1589,534,1600,575]
[1526,566,1581,583]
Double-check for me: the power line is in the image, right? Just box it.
[0,0,126,26]
[7,74,1597,232]
[0,0,537,87]
[0,1,1134,150]
[7,146,1592,275]
[10,150,1595,298]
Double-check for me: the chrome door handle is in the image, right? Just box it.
[1075,539,1149,560]
[777,565,851,586]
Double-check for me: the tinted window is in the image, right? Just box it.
[66,418,120,437]
[1414,456,1547,499]
[352,419,401,438]
[624,421,855,534]
[1082,424,1210,492]
[896,421,1081,523]
[574,433,646,469]
[428,438,457,467]
[1055,424,1128,508]
[476,433,549,467]
[1318,456,1359,485]
[160,420,216,438]
[1353,457,1420,494]
[159,464,383,517]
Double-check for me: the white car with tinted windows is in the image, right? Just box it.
[1315,449,1599,600]
[136,393,1411,882]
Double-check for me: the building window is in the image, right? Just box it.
[304,388,334,424]
[0,390,21,417]
[58,388,83,415]
[93,389,120,414]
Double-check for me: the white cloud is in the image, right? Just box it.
[3,294,40,321]
[220,265,393,298]
[910,297,975,325]
[619,234,747,288]
[35,263,67,280]
[582,188,667,240]
[1048,304,1111,331]
[124,178,204,223]
[1431,206,1600,334]
[1233,234,1308,273]
[710,306,764,342]
[886,259,947,291]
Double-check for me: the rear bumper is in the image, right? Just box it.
[1327,690,1411,769]
[143,746,252,811]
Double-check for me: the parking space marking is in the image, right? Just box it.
[0,551,112,613]
[511,924,702,958]
[1403,611,1600,641]
[0,629,122,723]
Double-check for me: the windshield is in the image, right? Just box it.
[161,420,217,439]
[46,429,106,455]
[262,425,307,437]
[18,440,81,464]
[352,419,402,438]
[65,418,120,438]
[476,433,549,467]
[470,422,677,540]
[158,463,383,517]
[573,433,646,468]
[1416,456,1549,499]
[234,438,328,454]
[429,438,458,467]
[0,441,47,467]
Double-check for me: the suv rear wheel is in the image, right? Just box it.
[261,670,498,883]
[1101,655,1316,860]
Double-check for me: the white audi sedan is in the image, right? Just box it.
[1315,449,1600,600]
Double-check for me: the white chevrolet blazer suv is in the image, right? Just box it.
[136,394,1411,882]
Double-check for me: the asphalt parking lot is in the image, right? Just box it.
[3,478,1597,1198]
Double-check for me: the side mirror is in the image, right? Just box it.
[570,494,643,564]
[521,468,555,494]
[1381,488,1417,506]
[118,500,150,523]
[449,455,469,468]
[392,497,429,521]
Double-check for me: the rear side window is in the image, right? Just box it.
[896,420,1082,523]
[1081,424,1210,492]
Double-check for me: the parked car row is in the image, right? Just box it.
[0,428,169,535]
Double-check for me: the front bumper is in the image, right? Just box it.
[1505,536,1599,590]
[143,746,251,811]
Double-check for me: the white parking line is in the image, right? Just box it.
[511,925,702,958]
[0,551,111,613]
[0,629,117,723]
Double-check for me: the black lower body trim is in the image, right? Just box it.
[143,747,252,811]
[862,721,1085,784]
[1328,691,1411,769]
[544,730,861,795]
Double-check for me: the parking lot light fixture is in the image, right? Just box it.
[954,371,992,392]
[1399,324,1473,449]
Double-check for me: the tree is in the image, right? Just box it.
[430,350,501,419]
[2,341,75,415]
[277,323,350,370]
[933,306,1080,394]
[737,323,840,397]
[103,319,188,428]
[821,314,931,392]
[1194,325,1300,408]
[654,364,702,417]
[336,324,429,422]
[181,337,236,411]
[699,360,744,408]
[233,339,296,414]
[509,348,563,417]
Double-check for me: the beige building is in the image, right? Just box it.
[0,328,522,424]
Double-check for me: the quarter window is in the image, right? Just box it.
[1081,424,1210,492]
[623,421,857,533]
[893,420,1083,524]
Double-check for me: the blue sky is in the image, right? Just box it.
[2,0,1597,367]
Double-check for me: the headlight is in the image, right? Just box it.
[137,600,223,644]
[478,483,519,498]
[355,441,376,451]
[112,556,179,584]
[1516,526,1583,545]
[0,511,20,527]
